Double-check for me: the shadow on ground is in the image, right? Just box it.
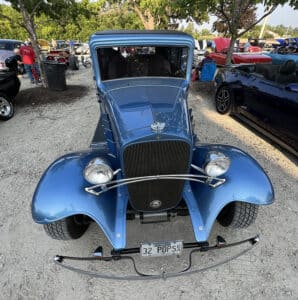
[15,85,89,107]
[190,81,216,98]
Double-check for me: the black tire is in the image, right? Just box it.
[217,201,258,228]
[43,215,89,240]
[0,94,14,121]
[215,85,233,114]
[84,61,91,68]
[69,55,79,70]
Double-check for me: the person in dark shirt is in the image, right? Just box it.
[5,48,23,74]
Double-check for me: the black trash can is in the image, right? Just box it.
[43,61,66,91]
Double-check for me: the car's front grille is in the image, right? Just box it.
[123,140,190,212]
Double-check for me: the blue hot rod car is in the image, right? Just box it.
[32,31,274,279]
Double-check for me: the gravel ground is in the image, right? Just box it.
[0,68,297,300]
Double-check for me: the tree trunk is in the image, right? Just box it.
[225,36,237,66]
[131,4,155,30]
[18,1,47,87]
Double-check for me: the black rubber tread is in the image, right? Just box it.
[0,93,14,121]
[217,201,258,228]
[69,55,79,70]
[43,216,89,240]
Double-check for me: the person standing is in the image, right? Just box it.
[5,48,23,75]
[198,51,214,71]
[196,51,216,82]
[20,42,39,83]
[243,40,251,52]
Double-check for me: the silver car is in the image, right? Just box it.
[0,39,22,70]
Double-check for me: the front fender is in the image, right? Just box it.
[184,144,274,242]
[32,150,128,250]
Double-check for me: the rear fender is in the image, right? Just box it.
[184,144,274,242]
[32,150,128,250]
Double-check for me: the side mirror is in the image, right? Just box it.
[285,84,298,92]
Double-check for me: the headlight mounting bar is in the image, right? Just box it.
[85,174,226,196]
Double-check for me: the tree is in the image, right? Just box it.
[117,0,209,30]
[181,22,198,37]
[0,1,80,87]
[208,0,296,65]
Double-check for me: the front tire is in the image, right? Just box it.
[215,86,233,114]
[43,216,89,240]
[0,94,14,121]
[217,201,258,228]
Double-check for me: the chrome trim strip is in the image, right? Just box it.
[85,174,225,196]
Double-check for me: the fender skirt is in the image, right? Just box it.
[184,144,274,242]
[32,150,128,250]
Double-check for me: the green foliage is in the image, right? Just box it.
[0,1,143,41]
[122,0,209,29]
[0,5,27,40]
[242,24,298,38]
[180,22,198,37]
[0,0,297,42]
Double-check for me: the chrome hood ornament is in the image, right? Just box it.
[151,121,165,133]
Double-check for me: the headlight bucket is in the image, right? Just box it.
[83,158,114,185]
[204,151,230,177]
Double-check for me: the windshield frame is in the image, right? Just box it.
[97,45,189,82]
[89,31,194,88]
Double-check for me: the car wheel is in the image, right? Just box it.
[0,94,14,121]
[215,86,233,114]
[43,215,89,240]
[217,201,258,228]
[69,55,79,70]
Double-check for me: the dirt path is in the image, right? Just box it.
[0,68,297,300]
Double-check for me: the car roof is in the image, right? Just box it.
[94,30,191,36]
[90,30,194,49]
[0,39,22,43]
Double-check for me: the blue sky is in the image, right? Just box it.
[259,4,298,27]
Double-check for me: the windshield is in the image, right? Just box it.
[97,46,189,81]
[0,41,20,51]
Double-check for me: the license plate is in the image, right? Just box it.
[140,240,183,257]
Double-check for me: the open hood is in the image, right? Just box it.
[213,37,231,52]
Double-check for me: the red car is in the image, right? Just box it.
[210,38,272,66]
[46,49,79,70]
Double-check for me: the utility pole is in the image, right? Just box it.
[259,6,273,38]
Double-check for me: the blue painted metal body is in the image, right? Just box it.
[32,31,274,249]
[266,52,298,66]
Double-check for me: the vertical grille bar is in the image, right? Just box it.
[123,141,190,212]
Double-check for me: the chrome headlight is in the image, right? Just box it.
[83,158,114,185]
[205,152,230,177]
